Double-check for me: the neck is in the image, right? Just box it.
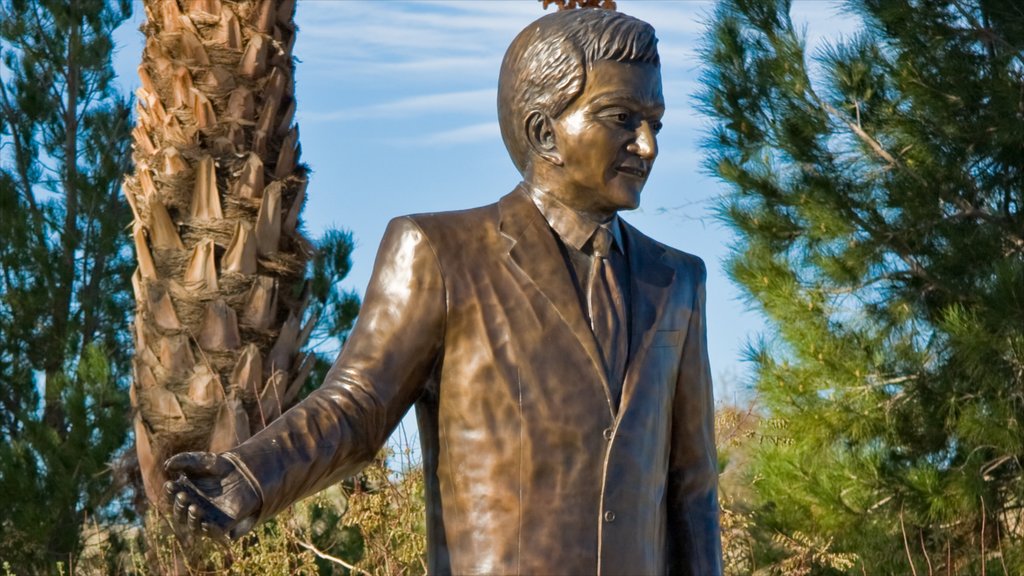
[523,166,616,223]
[526,182,615,224]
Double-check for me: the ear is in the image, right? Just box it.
[525,111,562,167]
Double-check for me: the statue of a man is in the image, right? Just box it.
[166,8,722,575]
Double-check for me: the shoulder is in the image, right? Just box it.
[620,219,707,283]
[392,200,500,240]
[662,244,707,284]
[377,200,503,266]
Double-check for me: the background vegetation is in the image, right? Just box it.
[702,0,1023,573]
[0,0,136,570]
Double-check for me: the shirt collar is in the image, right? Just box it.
[527,185,623,254]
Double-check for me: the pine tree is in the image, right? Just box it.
[0,0,135,570]
[700,0,1023,573]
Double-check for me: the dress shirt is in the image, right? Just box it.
[528,186,632,401]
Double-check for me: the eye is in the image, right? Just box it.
[598,107,633,125]
[650,120,664,133]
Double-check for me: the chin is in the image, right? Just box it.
[600,176,645,212]
[610,188,643,212]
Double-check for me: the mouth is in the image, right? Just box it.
[616,164,648,179]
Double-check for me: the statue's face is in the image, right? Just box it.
[547,60,664,218]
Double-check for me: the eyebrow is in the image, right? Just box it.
[589,93,665,114]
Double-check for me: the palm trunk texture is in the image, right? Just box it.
[125,0,314,508]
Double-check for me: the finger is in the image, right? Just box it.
[164,451,220,475]
[168,476,203,503]
[163,480,180,507]
[173,490,192,527]
[187,502,204,533]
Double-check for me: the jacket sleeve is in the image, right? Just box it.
[667,258,723,575]
[230,216,446,523]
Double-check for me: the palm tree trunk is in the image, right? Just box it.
[126,0,314,508]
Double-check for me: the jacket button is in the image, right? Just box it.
[604,510,616,522]
[603,428,614,441]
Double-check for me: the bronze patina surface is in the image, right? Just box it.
[165,9,722,575]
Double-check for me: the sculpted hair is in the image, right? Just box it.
[498,9,659,174]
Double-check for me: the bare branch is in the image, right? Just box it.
[540,0,617,10]
[900,506,920,576]
[294,539,372,576]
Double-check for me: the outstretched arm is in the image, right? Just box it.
[165,216,446,539]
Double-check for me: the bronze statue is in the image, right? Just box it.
[165,9,722,575]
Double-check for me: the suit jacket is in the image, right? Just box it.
[230,187,722,575]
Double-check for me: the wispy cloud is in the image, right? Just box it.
[293,2,726,83]
[300,88,495,123]
[624,2,714,36]
[369,56,497,75]
[395,122,500,147]
[417,1,547,18]
[296,2,533,59]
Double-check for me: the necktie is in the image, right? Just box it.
[588,225,628,407]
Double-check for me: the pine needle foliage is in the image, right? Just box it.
[699,0,1023,573]
[0,0,135,570]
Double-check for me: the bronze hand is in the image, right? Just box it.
[163,452,261,542]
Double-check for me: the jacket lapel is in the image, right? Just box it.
[499,188,613,416]
[620,220,675,415]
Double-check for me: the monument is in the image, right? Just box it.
[166,8,722,575]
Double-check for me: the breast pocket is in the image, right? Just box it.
[651,329,682,348]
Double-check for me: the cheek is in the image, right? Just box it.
[582,135,622,172]
[567,138,607,173]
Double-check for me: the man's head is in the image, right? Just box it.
[498,10,663,218]
[498,10,659,173]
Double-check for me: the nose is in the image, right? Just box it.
[627,121,658,161]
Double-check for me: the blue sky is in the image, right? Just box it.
[112,1,861,405]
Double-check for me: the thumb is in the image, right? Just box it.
[164,451,224,475]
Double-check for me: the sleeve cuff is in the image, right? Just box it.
[222,451,265,519]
